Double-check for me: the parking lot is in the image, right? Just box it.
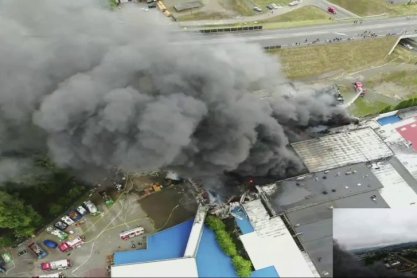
[1,174,198,277]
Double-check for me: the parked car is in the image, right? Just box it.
[54,221,68,231]
[28,242,48,259]
[76,205,88,216]
[46,226,69,241]
[83,200,98,214]
[328,6,336,14]
[67,210,82,222]
[402,43,413,50]
[253,6,262,12]
[61,216,75,226]
[43,240,58,249]
[0,256,6,271]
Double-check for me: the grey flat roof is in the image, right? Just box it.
[268,162,390,276]
[270,162,385,213]
[291,128,393,172]
[283,191,388,277]
[285,203,333,277]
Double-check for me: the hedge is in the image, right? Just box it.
[379,97,417,114]
[206,215,253,277]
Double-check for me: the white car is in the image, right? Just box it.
[83,200,98,214]
[403,43,413,50]
[288,0,300,6]
[76,206,88,216]
[46,226,68,241]
[61,216,75,226]
[253,6,262,12]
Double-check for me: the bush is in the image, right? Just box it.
[216,229,237,256]
[206,215,253,277]
[206,215,226,230]
[233,255,253,277]
[379,105,392,114]
[379,96,417,114]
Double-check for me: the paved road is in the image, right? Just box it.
[178,0,359,27]
[175,16,417,48]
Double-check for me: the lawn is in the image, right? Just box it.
[252,0,292,9]
[349,97,390,117]
[220,0,255,16]
[196,6,333,29]
[176,11,230,21]
[270,37,398,79]
[390,47,417,64]
[335,84,388,117]
[367,70,417,93]
[329,0,417,16]
[261,5,330,22]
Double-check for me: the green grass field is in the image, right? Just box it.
[390,47,417,64]
[261,6,330,22]
[367,70,417,93]
[252,0,292,9]
[227,0,255,16]
[270,37,398,79]
[349,98,390,117]
[176,11,230,21]
[330,0,417,16]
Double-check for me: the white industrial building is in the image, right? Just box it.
[240,199,319,277]
[111,257,198,277]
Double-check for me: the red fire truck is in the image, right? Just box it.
[58,237,85,252]
[120,227,145,240]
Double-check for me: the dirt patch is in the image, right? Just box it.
[128,174,166,192]
[139,183,197,230]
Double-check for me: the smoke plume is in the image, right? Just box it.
[0,0,349,183]
[334,242,413,278]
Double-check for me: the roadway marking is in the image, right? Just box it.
[71,241,95,274]
[85,205,124,243]
[71,206,124,275]
[334,32,347,36]
[155,204,179,232]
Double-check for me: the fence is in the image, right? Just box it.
[200,25,262,33]
[264,45,281,50]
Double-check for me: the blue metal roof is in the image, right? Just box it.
[113,219,193,265]
[233,207,255,234]
[252,266,280,277]
[377,115,402,126]
[196,226,236,277]
[114,217,280,277]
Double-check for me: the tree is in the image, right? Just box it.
[0,191,41,246]
[49,203,64,215]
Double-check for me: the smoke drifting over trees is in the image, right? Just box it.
[0,0,350,182]
[334,242,413,278]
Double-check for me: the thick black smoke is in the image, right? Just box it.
[0,0,350,183]
[334,242,413,278]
